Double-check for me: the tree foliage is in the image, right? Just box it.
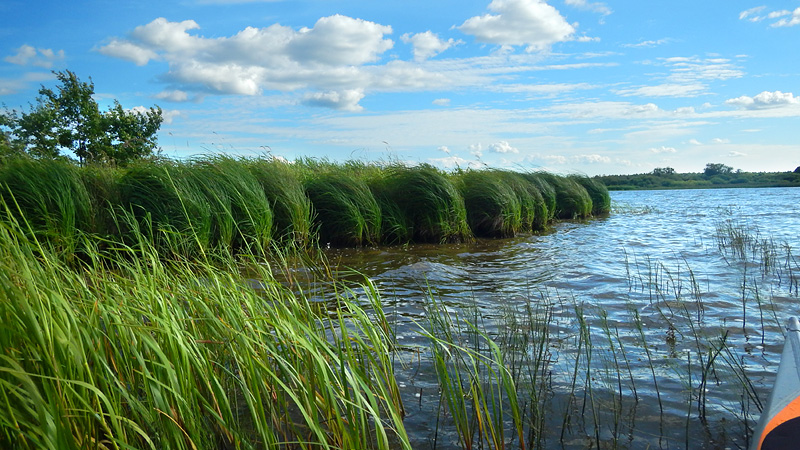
[703,163,734,177]
[0,70,163,165]
[651,167,675,175]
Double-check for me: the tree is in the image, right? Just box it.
[703,163,734,177]
[652,167,675,176]
[1,70,163,165]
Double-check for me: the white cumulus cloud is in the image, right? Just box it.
[302,89,365,112]
[458,0,575,51]
[401,31,460,61]
[489,141,519,153]
[725,91,799,109]
[5,44,65,68]
[650,146,677,154]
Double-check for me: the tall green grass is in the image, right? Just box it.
[247,158,313,246]
[304,169,382,247]
[521,173,557,224]
[377,164,472,244]
[570,175,611,216]
[536,174,593,219]
[0,157,91,256]
[0,206,410,450]
[455,170,522,238]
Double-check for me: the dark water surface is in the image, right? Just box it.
[323,187,800,449]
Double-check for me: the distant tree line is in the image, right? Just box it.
[596,163,800,190]
[1,71,163,166]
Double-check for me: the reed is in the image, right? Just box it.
[0,204,410,450]
[569,175,610,216]
[454,170,522,238]
[247,158,313,246]
[0,157,91,256]
[304,169,382,247]
[368,164,471,244]
[520,173,556,223]
[537,174,593,219]
[186,156,273,252]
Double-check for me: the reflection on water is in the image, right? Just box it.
[320,187,800,450]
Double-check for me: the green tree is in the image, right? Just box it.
[652,167,675,175]
[1,70,163,165]
[703,163,734,176]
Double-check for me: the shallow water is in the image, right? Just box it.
[323,187,800,449]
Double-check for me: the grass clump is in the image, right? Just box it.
[455,169,522,238]
[247,158,312,247]
[495,170,549,232]
[537,173,593,219]
[304,169,382,247]
[378,164,472,244]
[522,173,557,224]
[0,157,91,256]
[570,175,611,215]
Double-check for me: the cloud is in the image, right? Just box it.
[437,145,451,154]
[155,89,190,102]
[712,138,730,144]
[771,7,800,27]
[458,0,575,51]
[302,89,365,111]
[617,56,743,99]
[4,44,65,68]
[739,6,800,27]
[432,98,451,106]
[98,16,395,109]
[488,140,519,153]
[728,151,747,157]
[401,31,460,61]
[564,0,611,16]
[739,6,766,21]
[428,155,481,169]
[650,146,676,153]
[725,91,799,109]
[622,39,669,48]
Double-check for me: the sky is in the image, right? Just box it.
[1,1,799,175]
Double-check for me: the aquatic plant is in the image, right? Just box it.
[536,173,592,219]
[0,207,410,450]
[455,169,522,238]
[0,157,91,256]
[378,164,472,244]
[247,158,313,246]
[521,173,557,223]
[304,169,382,247]
[570,175,611,215]
[495,170,549,232]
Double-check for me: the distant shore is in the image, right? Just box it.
[595,170,800,191]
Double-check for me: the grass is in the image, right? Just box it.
[0,204,409,450]
[569,175,611,216]
[377,164,472,244]
[304,168,382,247]
[455,170,522,238]
[536,174,593,219]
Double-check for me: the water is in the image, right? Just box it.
[322,187,800,449]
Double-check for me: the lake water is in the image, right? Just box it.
[322,187,800,449]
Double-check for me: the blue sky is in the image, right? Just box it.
[2,0,799,175]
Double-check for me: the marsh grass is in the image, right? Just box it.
[247,158,313,246]
[455,170,522,238]
[0,204,410,450]
[569,175,610,216]
[304,170,382,247]
[378,165,472,244]
[521,173,557,223]
[0,157,91,257]
[495,171,549,232]
[536,174,592,220]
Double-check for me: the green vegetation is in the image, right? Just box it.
[596,165,800,190]
[0,210,408,450]
[0,156,609,254]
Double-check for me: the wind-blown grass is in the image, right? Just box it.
[495,170,549,232]
[0,157,91,256]
[537,174,593,219]
[247,158,313,246]
[0,206,410,450]
[378,164,472,244]
[455,169,522,238]
[522,173,557,224]
[304,169,382,247]
[570,175,611,216]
